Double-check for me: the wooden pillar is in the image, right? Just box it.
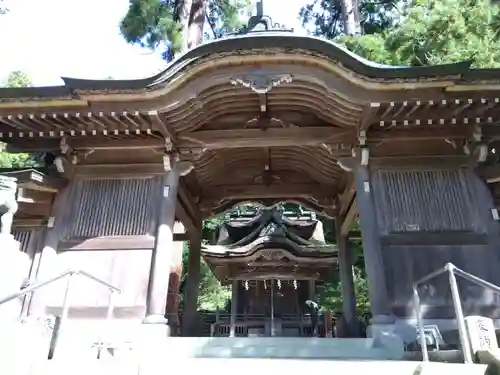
[165,222,185,336]
[335,217,359,337]
[182,228,202,336]
[229,280,238,337]
[354,165,392,322]
[28,186,71,316]
[144,155,179,334]
[308,280,315,300]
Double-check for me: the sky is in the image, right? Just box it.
[0,0,308,87]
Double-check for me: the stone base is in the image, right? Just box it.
[0,235,29,319]
[368,317,500,348]
[141,315,170,339]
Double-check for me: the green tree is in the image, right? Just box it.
[120,0,250,61]
[317,266,369,315]
[179,239,230,311]
[337,0,500,67]
[300,0,404,38]
[0,71,38,168]
[0,0,8,15]
[4,71,32,88]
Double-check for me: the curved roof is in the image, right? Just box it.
[1,33,500,223]
[0,32,497,102]
[59,33,477,91]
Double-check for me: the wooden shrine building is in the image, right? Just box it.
[203,207,336,337]
[2,15,500,344]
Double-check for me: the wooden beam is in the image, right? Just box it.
[175,199,197,234]
[341,199,358,237]
[369,155,471,168]
[6,137,165,153]
[175,179,202,233]
[148,111,178,142]
[180,127,353,149]
[3,125,490,154]
[16,188,53,204]
[338,175,356,218]
[202,183,335,201]
[477,164,500,183]
[173,232,189,241]
[368,127,472,142]
[348,230,362,240]
[358,105,379,131]
[13,218,46,229]
[74,164,164,178]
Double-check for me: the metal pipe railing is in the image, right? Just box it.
[0,268,121,359]
[413,262,500,364]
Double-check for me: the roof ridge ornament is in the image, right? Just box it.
[230,72,293,94]
[235,0,294,35]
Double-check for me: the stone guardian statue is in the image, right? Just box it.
[0,175,18,236]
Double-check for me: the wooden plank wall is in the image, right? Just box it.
[370,168,500,318]
[41,177,162,318]
[12,228,43,279]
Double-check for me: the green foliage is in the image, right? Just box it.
[336,0,500,68]
[120,0,250,60]
[0,147,38,168]
[0,71,38,169]
[3,71,32,88]
[197,256,231,309]
[188,203,370,320]
[206,0,252,38]
[317,265,370,315]
[180,241,230,310]
[121,0,183,58]
[300,0,404,38]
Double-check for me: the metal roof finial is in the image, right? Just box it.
[235,0,293,35]
[256,0,263,17]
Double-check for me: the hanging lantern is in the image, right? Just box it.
[277,279,281,289]
[293,279,298,290]
[245,280,249,290]
[264,280,267,289]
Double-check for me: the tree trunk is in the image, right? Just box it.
[179,0,193,53]
[340,0,361,35]
[187,0,207,50]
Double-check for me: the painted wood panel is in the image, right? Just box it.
[369,167,500,318]
[43,249,152,318]
[63,177,161,240]
[372,169,478,234]
[383,244,500,319]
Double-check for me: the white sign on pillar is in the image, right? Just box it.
[465,315,499,354]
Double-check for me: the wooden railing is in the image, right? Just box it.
[208,313,328,337]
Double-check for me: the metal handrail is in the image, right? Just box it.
[413,262,500,364]
[0,269,121,306]
[0,268,121,359]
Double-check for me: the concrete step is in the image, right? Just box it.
[9,358,491,375]
[52,336,406,360]
[136,337,405,360]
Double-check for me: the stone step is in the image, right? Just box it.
[8,358,491,375]
[138,337,405,360]
[51,336,405,360]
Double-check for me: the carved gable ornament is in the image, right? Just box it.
[230,73,293,94]
[256,249,291,262]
